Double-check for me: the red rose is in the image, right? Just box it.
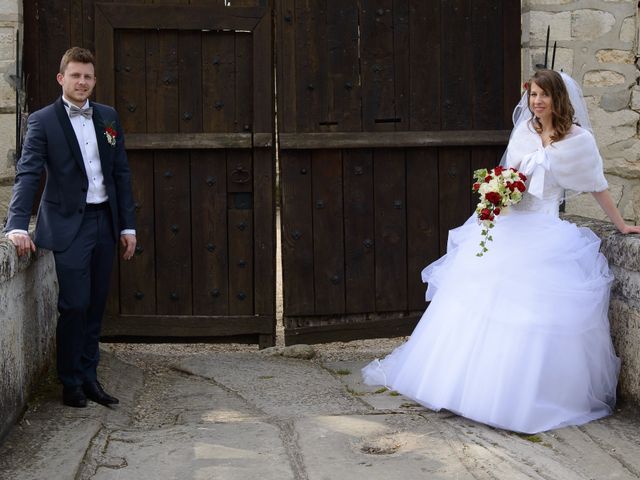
[489,215,495,221]
[480,208,491,220]
[506,182,515,192]
[493,208,501,215]
[515,181,525,192]
[473,182,480,191]
[484,175,492,182]
[493,166,504,175]
[518,172,527,181]
[485,191,502,205]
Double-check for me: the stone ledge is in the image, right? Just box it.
[0,236,57,442]
[566,214,640,405]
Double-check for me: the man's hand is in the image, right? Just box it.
[120,234,136,260]
[7,232,36,257]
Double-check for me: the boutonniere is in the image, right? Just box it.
[103,121,117,147]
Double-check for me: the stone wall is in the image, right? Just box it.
[569,215,640,406]
[523,0,640,223]
[0,0,20,183]
[0,240,57,442]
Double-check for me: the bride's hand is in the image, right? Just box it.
[618,224,640,234]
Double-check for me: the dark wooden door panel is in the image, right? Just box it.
[92,3,275,344]
[278,0,520,344]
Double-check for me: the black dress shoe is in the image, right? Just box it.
[83,381,119,406]
[62,386,87,408]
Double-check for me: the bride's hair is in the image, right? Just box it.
[526,69,575,142]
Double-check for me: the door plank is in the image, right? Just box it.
[191,150,229,315]
[374,149,407,311]
[312,149,345,314]
[343,149,375,313]
[406,148,439,310]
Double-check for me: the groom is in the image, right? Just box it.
[4,47,136,408]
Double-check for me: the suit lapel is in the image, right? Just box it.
[54,97,87,176]
[91,104,111,169]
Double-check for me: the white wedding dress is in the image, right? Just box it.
[362,123,620,434]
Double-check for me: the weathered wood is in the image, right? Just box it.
[408,0,439,131]
[294,0,325,132]
[393,0,410,131]
[284,312,421,345]
[360,0,396,131]
[70,0,83,48]
[115,30,147,134]
[91,4,264,30]
[374,149,407,311]
[146,29,180,133]
[438,147,471,254]
[406,148,439,310]
[228,209,254,315]
[275,0,296,132]
[279,131,511,149]
[325,0,361,131]
[235,32,253,133]
[154,152,193,315]
[280,150,315,315]
[311,149,345,314]
[441,0,472,130]
[39,1,69,105]
[119,151,156,315]
[126,133,254,149]
[94,4,115,106]
[472,0,502,130]
[178,30,204,134]
[23,0,40,110]
[191,151,229,315]
[343,149,376,313]
[102,315,274,337]
[504,0,522,129]
[252,12,271,133]
[253,148,276,316]
[203,31,236,133]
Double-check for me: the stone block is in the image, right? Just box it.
[527,0,572,4]
[0,1,19,17]
[596,49,635,64]
[620,16,636,44]
[584,69,626,87]
[621,187,638,221]
[600,89,631,111]
[0,242,58,442]
[529,11,572,42]
[608,298,640,405]
[565,185,623,220]
[588,103,639,147]
[528,47,573,75]
[631,86,640,111]
[0,27,15,61]
[0,113,15,179]
[0,63,16,109]
[604,155,640,180]
[571,9,616,40]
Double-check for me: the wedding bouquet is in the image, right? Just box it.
[472,166,527,256]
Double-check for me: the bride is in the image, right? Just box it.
[362,69,640,434]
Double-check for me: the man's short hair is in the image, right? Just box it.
[59,47,95,74]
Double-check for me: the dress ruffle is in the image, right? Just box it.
[362,210,620,434]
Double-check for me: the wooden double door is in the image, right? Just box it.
[93,4,276,346]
